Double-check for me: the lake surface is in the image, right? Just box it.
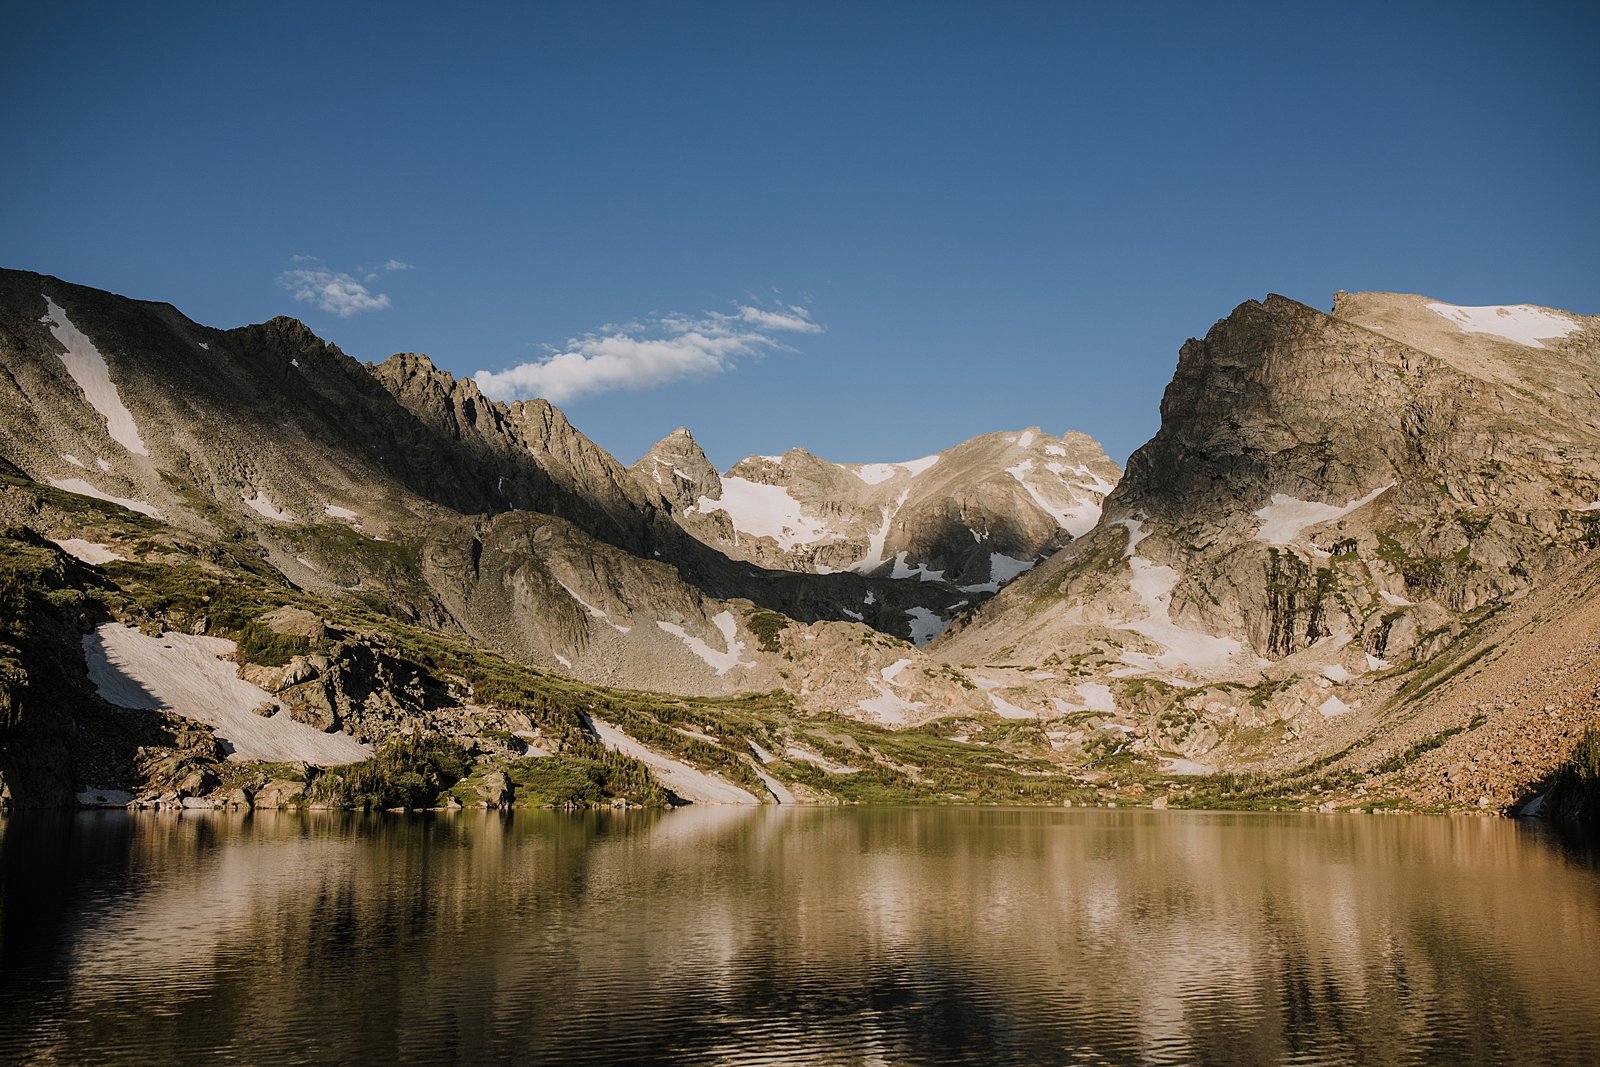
[2,807,1598,1066]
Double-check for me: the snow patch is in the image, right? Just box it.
[786,746,858,775]
[557,581,630,633]
[656,611,754,676]
[47,478,160,518]
[61,453,86,468]
[1162,758,1216,776]
[1320,664,1354,683]
[1426,302,1581,349]
[855,463,899,485]
[244,492,294,523]
[699,477,834,550]
[1075,683,1117,712]
[1111,519,1250,672]
[881,657,913,685]
[898,455,939,477]
[586,715,759,804]
[959,552,1038,593]
[852,488,910,574]
[42,296,150,456]
[50,538,122,565]
[1006,459,1101,537]
[554,653,572,669]
[890,551,945,582]
[1379,590,1412,607]
[857,680,926,725]
[1069,465,1118,495]
[1318,696,1351,718]
[1255,483,1393,545]
[76,787,135,808]
[83,624,370,764]
[324,504,359,521]
[985,691,1035,719]
[1016,430,1036,448]
[904,606,948,646]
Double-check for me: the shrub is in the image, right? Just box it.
[745,609,790,653]
[1547,727,1600,824]
[233,622,312,667]
[304,733,470,810]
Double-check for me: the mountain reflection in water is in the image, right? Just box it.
[3,807,1598,1066]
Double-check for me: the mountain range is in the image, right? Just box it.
[1,268,1595,817]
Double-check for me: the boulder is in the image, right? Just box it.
[259,606,327,641]
[474,771,513,809]
[252,779,305,809]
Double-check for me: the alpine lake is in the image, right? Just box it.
[3,806,1598,1065]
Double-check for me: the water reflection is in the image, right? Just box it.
[2,809,1598,1065]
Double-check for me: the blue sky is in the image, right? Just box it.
[4,2,1596,470]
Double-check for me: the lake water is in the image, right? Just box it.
[2,807,1598,1065]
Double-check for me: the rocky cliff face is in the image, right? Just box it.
[1098,291,1600,660]
[934,291,1599,773]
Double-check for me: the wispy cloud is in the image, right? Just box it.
[473,303,823,405]
[276,259,393,318]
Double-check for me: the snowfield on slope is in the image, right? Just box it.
[656,611,755,676]
[42,295,150,456]
[697,477,834,549]
[244,492,294,522]
[83,624,371,765]
[1111,519,1254,672]
[1254,483,1393,545]
[49,538,122,565]
[1426,302,1581,349]
[585,715,760,804]
[47,478,160,518]
[1005,459,1102,537]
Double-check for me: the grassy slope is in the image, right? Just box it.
[1,474,1102,809]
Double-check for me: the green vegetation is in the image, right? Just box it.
[493,755,669,809]
[744,608,791,653]
[233,621,314,667]
[1374,529,1474,598]
[1545,727,1600,823]
[1371,714,1488,775]
[304,734,471,810]
[1395,643,1496,704]
[774,713,1093,805]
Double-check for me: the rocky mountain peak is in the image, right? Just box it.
[630,426,721,514]
[946,288,1600,707]
[250,315,343,358]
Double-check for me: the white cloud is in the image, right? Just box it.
[473,303,823,405]
[382,259,413,272]
[276,266,391,318]
[736,305,823,333]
